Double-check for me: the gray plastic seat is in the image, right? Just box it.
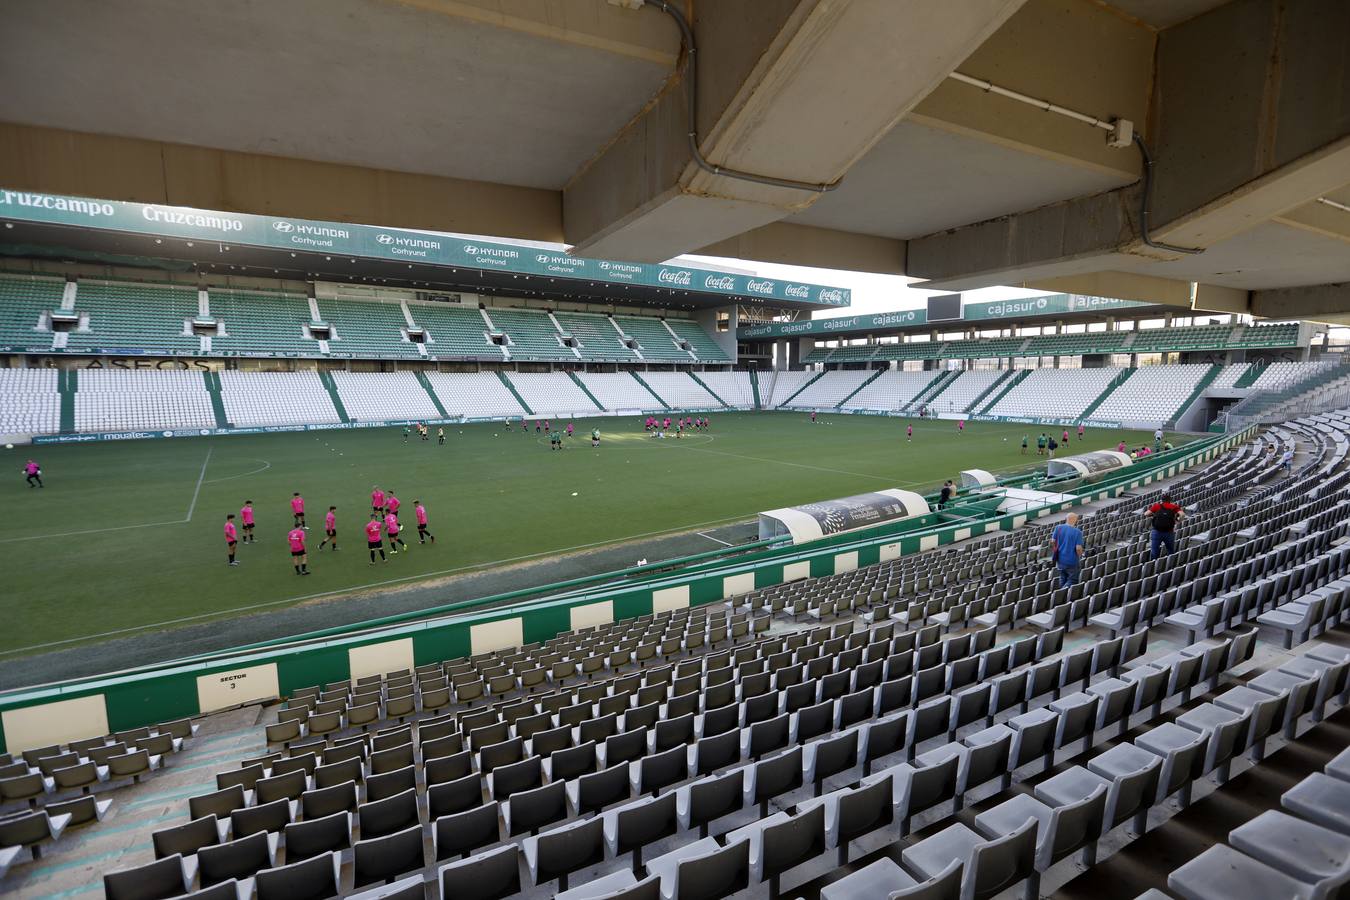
[974,784,1106,898]
[231,797,292,837]
[301,780,358,819]
[504,779,567,836]
[524,815,605,890]
[103,853,189,900]
[1135,724,1209,807]
[286,810,353,862]
[804,773,894,866]
[645,835,750,900]
[571,762,632,815]
[821,857,961,900]
[353,823,425,888]
[1282,773,1350,835]
[189,783,249,820]
[1230,809,1350,889]
[428,772,484,818]
[438,843,522,900]
[196,829,276,886]
[804,730,859,794]
[1214,685,1288,761]
[153,813,222,859]
[637,744,688,795]
[1175,703,1251,781]
[1327,746,1350,783]
[255,850,341,900]
[554,870,661,900]
[1168,843,1325,900]
[345,874,429,900]
[675,769,744,838]
[45,793,112,828]
[902,818,1036,900]
[745,746,804,817]
[358,788,420,839]
[867,752,959,834]
[1037,761,1160,835]
[433,801,500,860]
[603,792,679,873]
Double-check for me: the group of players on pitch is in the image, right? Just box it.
[644,415,711,439]
[223,486,436,574]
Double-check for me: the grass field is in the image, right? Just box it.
[0,413,1182,659]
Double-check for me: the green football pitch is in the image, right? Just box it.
[0,413,1183,658]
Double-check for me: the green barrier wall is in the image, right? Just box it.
[0,427,1253,753]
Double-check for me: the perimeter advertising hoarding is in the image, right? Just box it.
[0,189,850,308]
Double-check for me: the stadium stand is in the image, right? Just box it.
[0,368,60,436]
[1248,360,1337,392]
[921,370,1005,414]
[667,319,732,361]
[612,316,692,362]
[65,404,1348,900]
[329,372,440,422]
[73,369,217,433]
[1089,364,1215,424]
[696,371,756,408]
[551,312,636,362]
[65,281,200,355]
[838,371,941,412]
[502,373,601,417]
[1209,363,1251,390]
[209,290,317,357]
[573,372,658,411]
[316,299,421,359]
[985,367,1124,419]
[483,308,574,362]
[424,372,526,420]
[765,370,819,407]
[218,371,342,427]
[409,304,504,360]
[0,273,65,352]
[780,369,875,409]
[638,372,721,409]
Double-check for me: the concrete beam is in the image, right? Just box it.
[907,0,1350,294]
[1022,271,1251,313]
[1252,282,1350,324]
[695,222,905,275]
[564,0,1026,261]
[0,122,562,241]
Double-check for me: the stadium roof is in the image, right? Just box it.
[0,191,849,311]
[737,294,1173,341]
[2,0,1345,322]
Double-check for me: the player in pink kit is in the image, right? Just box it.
[23,459,43,488]
[240,501,256,543]
[291,492,307,529]
[319,506,339,551]
[371,486,385,515]
[385,492,401,517]
[414,500,435,544]
[384,512,407,553]
[224,514,239,566]
[907,424,913,442]
[365,514,386,564]
[287,525,309,575]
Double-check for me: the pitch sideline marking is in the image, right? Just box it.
[697,531,734,547]
[184,446,213,522]
[0,511,760,656]
[0,519,189,544]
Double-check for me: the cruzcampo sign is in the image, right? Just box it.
[0,189,851,309]
[737,294,1156,338]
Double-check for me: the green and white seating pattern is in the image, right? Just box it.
[503,373,600,417]
[922,371,1004,414]
[612,316,690,362]
[986,367,1124,420]
[640,372,720,409]
[767,371,818,407]
[330,371,440,421]
[424,372,525,420]
[1210,364,1252,390]
[667,319,731,361]
[552,312,634,361]
[782,369,874,408]
[410,305,502,359]
[0,368,59,436]
[574,373,657,411]
[697,371,755,408]
[486,309,573,362]
[219,371,342,427]
[1250,361,1338,392]
[0,275,64,352]
[839,371,936,412]
[210,290,316,357]
[74,369,216,432]
[1091,364,1212,424]
[65,281,199,355]
[317,300,420,359]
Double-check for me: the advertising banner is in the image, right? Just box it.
[0,189,850,308]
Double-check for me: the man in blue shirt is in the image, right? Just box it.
[1051,512,1085,587]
